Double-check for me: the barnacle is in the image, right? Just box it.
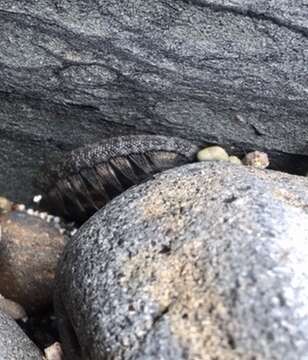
[36,135,198,223]
[242,151,269,169]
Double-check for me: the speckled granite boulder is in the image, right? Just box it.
[0,310,43,359]
[55,161,308,359]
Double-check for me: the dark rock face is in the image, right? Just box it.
[55,162,308,359]
[0,1,308,203]
[0,310,43,359]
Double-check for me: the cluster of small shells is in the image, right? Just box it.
[0,195,77,237]
[197,146,269,169]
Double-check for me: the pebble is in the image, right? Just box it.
[197,147,270,170]
[0,196,13,214]
[228,155,242,165]
[14,203,26,212]
[44,342,63,360]
[196,146,229,161]
[242,150,270,169]
[0,294,27,321]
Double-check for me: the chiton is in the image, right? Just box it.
[37,135,199,223]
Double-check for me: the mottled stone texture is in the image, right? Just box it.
[0,211,65,313]
[55,161,308,359]
[0,1,307,202]
[0,310,43,359]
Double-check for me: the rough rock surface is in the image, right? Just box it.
[55,161,308,359]
[0,211,65,313]
[0,310,43,359]
[0,1,308,203]
[0,294,27,321]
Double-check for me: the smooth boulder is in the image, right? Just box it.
[0,211,65,313]
[55,161,308,359]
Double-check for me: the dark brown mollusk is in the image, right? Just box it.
[37,135,199,223]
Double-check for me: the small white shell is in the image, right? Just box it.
[27,208,35,215]
[15,204,26,211]
[33,194,42,204]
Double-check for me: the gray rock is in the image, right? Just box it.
[0,1,308,203]
[55,161,308,359]
[0,310,43,359]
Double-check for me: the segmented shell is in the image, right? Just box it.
[37,135,198,223]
